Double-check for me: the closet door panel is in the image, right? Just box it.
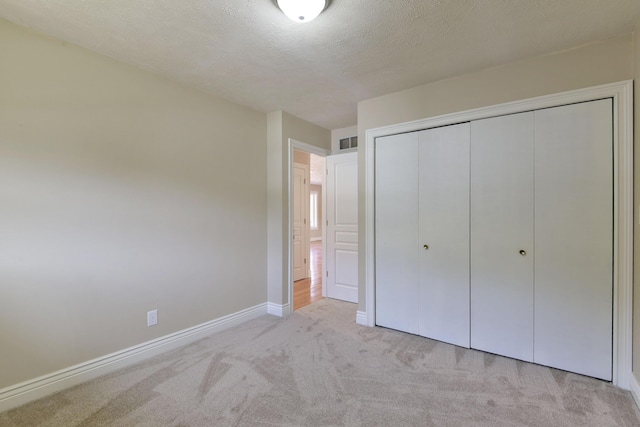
[534,99,613,380]
[470,113,534,362]
[375,132,420,334]
[419,123,470,347]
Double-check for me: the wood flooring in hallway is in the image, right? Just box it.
[294,240,323,310]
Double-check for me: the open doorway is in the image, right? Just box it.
[293,149,325,310]
[288,138,358,314]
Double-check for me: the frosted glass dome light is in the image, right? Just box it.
[277,0,328,23]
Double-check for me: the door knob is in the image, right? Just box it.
[519,250,526,256]
[423,244,429,250]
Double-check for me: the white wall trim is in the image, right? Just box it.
[287,139,330,313]
[364,80,634,389]
[0,303,269,413]
[310,237,322,242]
[630,374,640,410]
[356,311,368,326]
[267,302,290,317]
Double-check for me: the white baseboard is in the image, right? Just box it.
[0,303,268,413]
[267,302,290,317]
[630,372,640,411]
[356,311,368,326]
[310,237,322,242]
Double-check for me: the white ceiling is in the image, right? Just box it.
[1,1,639,130]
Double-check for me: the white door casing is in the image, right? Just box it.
[326,152,358,303]
[293,163,309,282]
[365,81,632,389]
[286,139,330,317]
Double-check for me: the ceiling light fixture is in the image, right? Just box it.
[277,0,329,23]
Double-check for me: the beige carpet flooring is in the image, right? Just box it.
[2,298,640,426]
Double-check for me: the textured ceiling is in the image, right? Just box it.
[1,1,639,130]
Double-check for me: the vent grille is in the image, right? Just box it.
[339,136,358,150]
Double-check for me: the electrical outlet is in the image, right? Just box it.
[147,309,158,327]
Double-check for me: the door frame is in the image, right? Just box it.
[293,161,310,281]
[287,139,330,312]
[363,80,633,389]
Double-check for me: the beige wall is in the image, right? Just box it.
[633,21,640,383]
[267,112,284,306]
[267,112,330,307]
[357,34,634,315]
[0,18,267,389]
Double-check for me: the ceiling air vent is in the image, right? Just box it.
[339,136,358,150]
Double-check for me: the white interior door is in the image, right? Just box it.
[470,112,534,362]
[293,163,309,282]
[534,99,613,380]
[375,133,419,333]
[418,123,470,347]
[326,152,358,303]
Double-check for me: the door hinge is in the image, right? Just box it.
[304,218,306,224]
[304,178,306,184]
[326,271,329,277]
[304,258,307,264]
[326,220,328,226]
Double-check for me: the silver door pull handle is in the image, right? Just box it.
[519,250,526,256]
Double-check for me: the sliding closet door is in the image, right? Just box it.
[419,123,470,347]
[375,132,419,334]
[534,99,613,380]
[470,113,534,361]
